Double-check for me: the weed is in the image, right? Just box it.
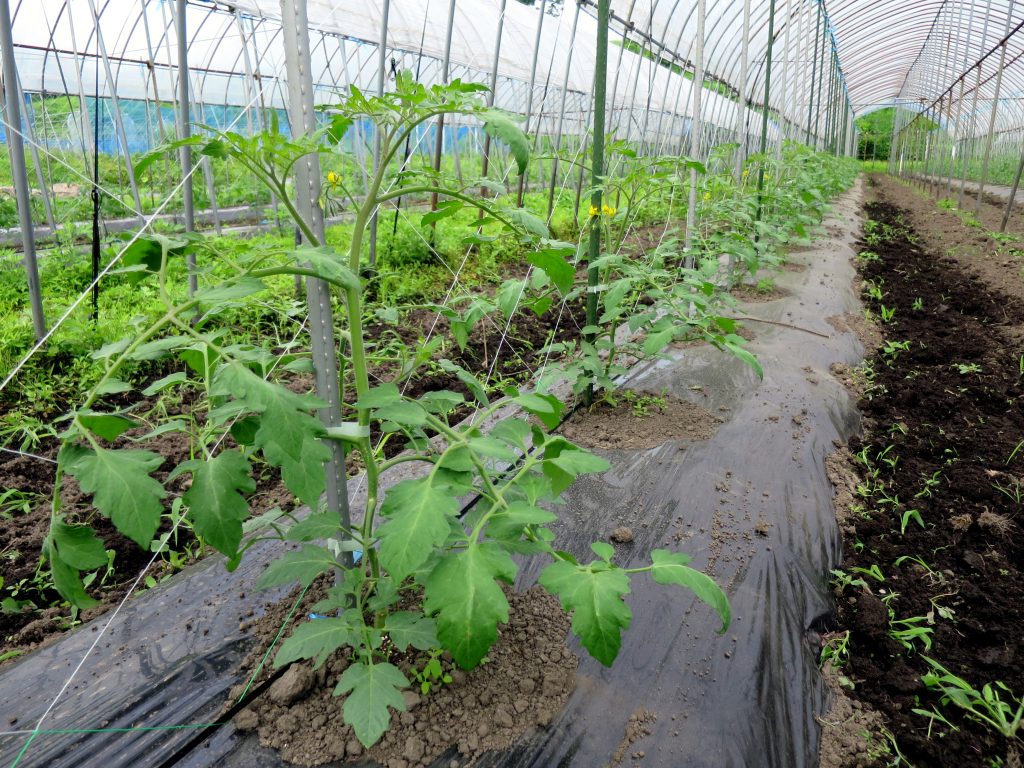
[953,362,982,375]
[919,657,1023,753]
[409,649,454,695]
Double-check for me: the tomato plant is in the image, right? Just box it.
[44,75,731,748]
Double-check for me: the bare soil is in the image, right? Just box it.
[229,580,577,767]
[873,174,1024,307]
[0,420,299,660]
[728,282,790,303]
[559,390,721,450]
[826,179,1024,766]
[0,279,587,661]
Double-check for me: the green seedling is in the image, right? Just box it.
[881,340,911,366]
[899,508,925,535]
[953,362,982,375]
[409,649,453,696]
[919,657,1023,764]
[889,616,933,653]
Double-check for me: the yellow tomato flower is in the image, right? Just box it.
[589,204,600,217]
[703,192,711,202]
[742,169,749,178]
[326,171,340,186]
[602,204,616,217]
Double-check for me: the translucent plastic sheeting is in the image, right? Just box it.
[0,182,867,768]
[9,0,769,147]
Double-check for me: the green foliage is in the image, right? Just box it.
[26,71,859,751]
[540,543,633,665]
[918,657,1024,742]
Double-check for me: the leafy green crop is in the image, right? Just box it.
[40,74,737,749]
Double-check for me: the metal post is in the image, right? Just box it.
[338,37,369,194]
[959,0,994,206]
[574,69,595,217]
[585,0,608,406]
[999,143,1024,232]
[480,0,506,201]
[18,87,56,234]
[86,0,145,224]
[367,0,390,267]
[684,0,705,263]
[777,0,790,153]
[823,52,835,153]
[516,0,546,207]
[280,0,351,558]
[976,3,1013,211]
[735,0,750,176]
[174,0,199,297]
[430,0,457,213]
[755,0,776,222]
[548,0,581,221]
[0,0,44,340]
[946,77,966,193]
[805,1,821,145]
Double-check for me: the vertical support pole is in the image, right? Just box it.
[585,0,608,406]
[86,0,145,224]
[946,77,966,193]
[18,88,56,234]
[805,1,820,144]
[0,0,44,340]
[175,0,199,296]
[999,143,1024,232]
[756,0,776,223]
[684,0,705,264]
[480,0,506,202]
[280,0,351,559]
[812,4,824,147]
[430,0,457,213]
[959,0,994,205]
[976,3,1013,211]
[574,71,595,217]
[338,37,369,194]
[368,0,390,267]
[517,0,546,208]
[823,55,834,153]
[547,0,580,221]
[735,0,751,176]
[777,0,790,153]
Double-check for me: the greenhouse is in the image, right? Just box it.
[0,0,1022,765]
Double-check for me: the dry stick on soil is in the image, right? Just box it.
[724,314,831,338]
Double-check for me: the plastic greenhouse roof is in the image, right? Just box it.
[10,0,756,139]
[6,0,1024,139]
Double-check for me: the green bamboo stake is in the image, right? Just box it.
[585,0,609,406]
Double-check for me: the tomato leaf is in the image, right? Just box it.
[274,616,359,669]
[66,448,165,547]
[181,450,256,557]
[423,543,516,669]
[51,521,108,570]
[539,558,632,666]
[649,549,730,632]
[333,662,409,747]
[255,544,336,590]
[376,476,460,581]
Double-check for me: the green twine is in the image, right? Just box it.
[8,582,312,768]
